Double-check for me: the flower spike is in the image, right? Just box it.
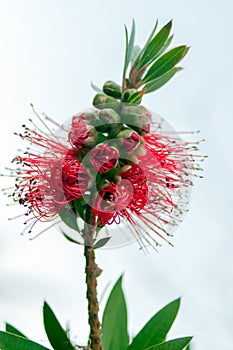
[4,21,203,250]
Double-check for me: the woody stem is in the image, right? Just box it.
[83,208,102,350]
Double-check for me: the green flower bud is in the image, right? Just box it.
[121,114,150,136]
[72,112,98,126]
[134,145,147,156]
[121,89,142,104]
[93,93,121,112]
[94,109,121,133]
[99,108,120,124]
[84,126,99,146]
[135,105,152,118]
[116,129,141,152]
[121,104,151,117]
[128,154,139,164]
[81,112,98,124]
[103,80,122,99]
[122,88,136,101]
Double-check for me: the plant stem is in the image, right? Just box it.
[84,216,102,350]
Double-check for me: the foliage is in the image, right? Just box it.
[0,276,192,350]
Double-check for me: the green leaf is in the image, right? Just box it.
[96,224,105,234]
[144,67,182,93]
[185,345,190,350]
[94,237,111,249]
[143,46,189,83]
[102,275,129,350]
[127,20,136,68]
[73,198,87,221]
[132,20,158,70]
[127,90,143,104]
[123,25,129,83]
[128,299,181,350]
[123,20,136,85]
[43,301,75,350]
[60,230,81,245]
[0,331,49,350]
[155,34,174,58]
[90,81,103,93]
[58,208,80,232]
[143,20,159,51]
[5,324,27,339]
[130,45,141,65]
[138,20,172,69]
[144,337,193,350]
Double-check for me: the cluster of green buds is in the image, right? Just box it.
[89,81,149,171]
[93,80,150,136]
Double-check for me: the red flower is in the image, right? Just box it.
[10,125,91,233]
[69,118,97,148]
[6,108,202,247]
[92,127,198,247]
[89,143,120,174]
[92,164,148,226]
[62,159,89,201]
[13,158,65,227]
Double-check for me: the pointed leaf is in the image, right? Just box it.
[122,25,129,82]
[127,90,143,103]
[0,331,49,350]
[144,67,182,93]
[127,20,136,69]
[155,34,174,58]
[91,81,103,93]
[143,20,159,51]
[73,198,87,221]
[43,302,75,350]
[102,275,129,350]
[144,337,193,350]
[58,208,80,232]
[5,324,27,339]
[94,237,111,249]
[138,21,172,69]
[132,20,158,70]
[61,230,81,245]
[96,224,105,234]
[123,20,135,85]
[128,299,180,350]
[143,46,189,83]
[130,45,141,65]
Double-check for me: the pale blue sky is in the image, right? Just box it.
[0,1,232,349]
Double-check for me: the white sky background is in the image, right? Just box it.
[0,0,232,349]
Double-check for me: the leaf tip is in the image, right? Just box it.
[117,273,125,285]
[166,19,173,29]
[43,300,51,313]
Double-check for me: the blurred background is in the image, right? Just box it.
[0,0,232,349]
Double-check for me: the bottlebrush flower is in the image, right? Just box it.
[92,164,148,226]
[90,111,200,248]
[3,20,205,249]
[61,159,90,201]
[89,144,120,174]
[4,105,202,247]
[7,124,91,232]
